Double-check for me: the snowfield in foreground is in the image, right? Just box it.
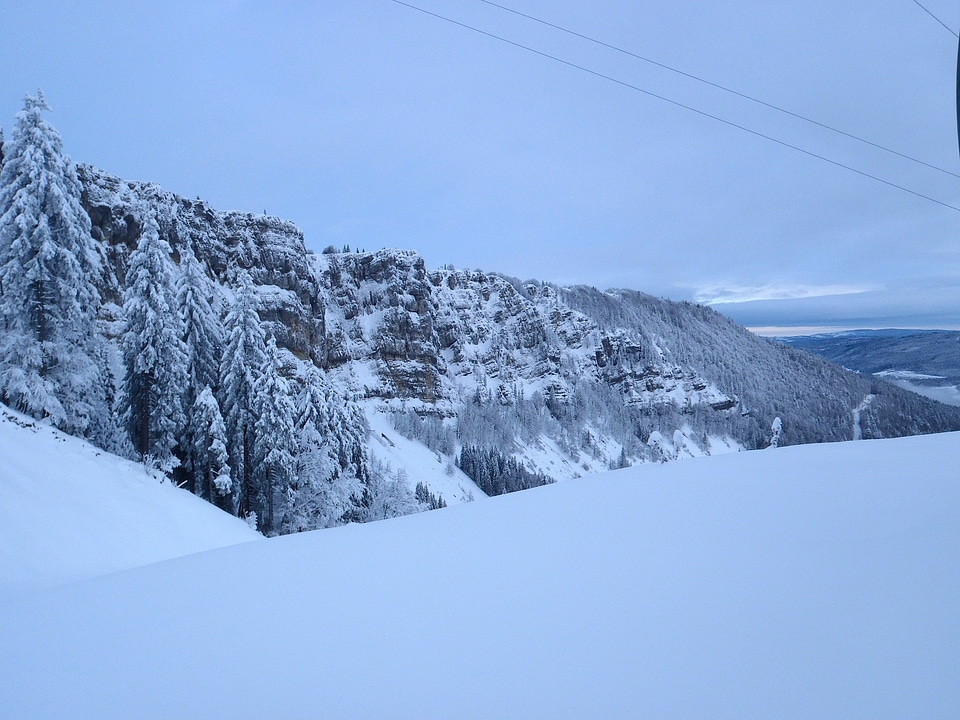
[1,430,958,719]
[0,407,260,594]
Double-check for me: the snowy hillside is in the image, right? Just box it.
[783,329,960,406]
[4,95,959,539]
[76,162,960,474]
[1,431,956,719]
[0,405,259,594]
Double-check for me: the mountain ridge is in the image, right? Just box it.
[74,163,960,497]
[0,102,945,535]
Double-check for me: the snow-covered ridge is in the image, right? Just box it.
[74,164,960,505]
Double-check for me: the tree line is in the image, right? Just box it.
[0,91,428,533]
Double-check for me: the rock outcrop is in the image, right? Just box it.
[75,166,960,484]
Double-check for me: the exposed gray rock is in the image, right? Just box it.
[74,165,960,484]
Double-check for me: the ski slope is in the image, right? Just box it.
[0,406,259,594]
[1,428,957,719]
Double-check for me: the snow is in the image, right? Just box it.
[1,430,957,718]
[875,369,947,381]
[514,431,598,478]
[874,371,960,407]
[852,393,875,441]
[365,405,483,504]
[0,406,259,594]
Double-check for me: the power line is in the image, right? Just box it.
[477,0,960,180]
[389,0,960,213]
[910,0,959,38]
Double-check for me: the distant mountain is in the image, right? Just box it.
[781,330,960,406]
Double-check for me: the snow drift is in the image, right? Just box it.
[0,406,259,594]
[1,430,957,719]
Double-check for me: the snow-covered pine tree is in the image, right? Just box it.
[119,214,188,474]
[220,272,267,523]
[192,386,233,512]
[768,416,783,449]
[178,247,221,393]
[277,366,362,533]
[251,337,296,533]
[177,246,223,492]
[0,91,109,436]
[362,460,418,522]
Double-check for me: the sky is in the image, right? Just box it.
[1,1,958,333]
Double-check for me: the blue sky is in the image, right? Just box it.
[2,1,958,332]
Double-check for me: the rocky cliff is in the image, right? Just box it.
[77,165,960,494]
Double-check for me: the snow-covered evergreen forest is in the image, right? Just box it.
[2,91,960,535]
[0,93,393,534]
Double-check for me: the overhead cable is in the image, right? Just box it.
[910,0,959,38]
[477,0,960,180]
[390,0,960,213]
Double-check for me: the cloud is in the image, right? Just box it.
[693,283,877,306]
[708,278,960,332]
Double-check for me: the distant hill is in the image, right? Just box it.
[781,330,960,406]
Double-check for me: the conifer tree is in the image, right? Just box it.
[768,417,783,449]
[178,247,221,394]
[178,246,223,491]
[119,215,188,473]
[0,91,108,435]
[192,386,233,511]
[277,366,362,533]
[252,338,296,533]
[220,272,267,522]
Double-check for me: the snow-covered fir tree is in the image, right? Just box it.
[277,366,362,533]
[646,431,671,463]
[0,91,109,437]
[768,417,783,449]
[220,272,267,523]
[251,337,296,533]
[191,385,233,512]
[119,214,188,474]
[177,246,223,491]
[178,247,221,394]
[362,460,418,522]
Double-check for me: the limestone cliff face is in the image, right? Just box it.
[77,166,731,420]
[75,165,960,483]
[320,249,444,400]
[313,248,731,418]
[80,165,324,362]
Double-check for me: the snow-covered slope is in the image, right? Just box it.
[1,432,956,719]
[0,406,260,594]
[365,405,484,503]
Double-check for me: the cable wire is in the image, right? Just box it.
[390,0,960,213]
[477,0,960,180]
[910,0,959,38]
